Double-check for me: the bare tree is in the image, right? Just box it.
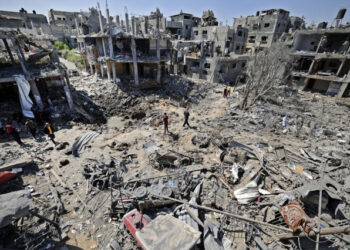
[239,42,292,109]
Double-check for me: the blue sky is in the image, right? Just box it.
[1,0,350,25]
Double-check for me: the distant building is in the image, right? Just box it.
[291,28,350,97]
[0,9,48,29]
[233,9,290,52]
[166,12,200,40]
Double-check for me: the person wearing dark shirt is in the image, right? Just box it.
[163,113,169,135]
[183,110,190,127]
[25,119,37,139]
[6,123,23,146]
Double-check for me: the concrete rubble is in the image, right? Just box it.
[0,3,349,250]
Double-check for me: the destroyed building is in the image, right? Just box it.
[171,11,248,84]
[0,9,51,35]
[75,6,170,87]
[48,8,103,44]
[0,9,48,29]
[233,9,291,53]
[166,11,201,40]
[0,28,74,121]
[291,10,350,97]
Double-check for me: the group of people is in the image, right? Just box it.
[223,86,232,97]
[163,109,191,135]
[1,97,57,146]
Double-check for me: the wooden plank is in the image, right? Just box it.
[0,159,33,172]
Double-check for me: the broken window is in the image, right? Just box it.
[238,30,242,37]
[202,30,207,38]
[63,18,66,21]
[264,23,270,28]
[253,24,259,30]
[261,36,268,44]
[232,63,236,68]
[236,45,240,50]
[204,63,211,68]
[249,36,256,43]
[241,62,246,68]
[192,61,200,67]
[185,25,188,29]
[194,31,198,36]
[57,17,62,20]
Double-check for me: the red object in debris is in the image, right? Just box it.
[279,200,315,233]
[0,172,17,186]
[123,209,149,249]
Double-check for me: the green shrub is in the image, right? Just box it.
[54,41,83,69]
[54,41,64,50]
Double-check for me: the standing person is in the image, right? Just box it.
[223,88,228,98]
[31,105,42,125]
[163,113,169,135]
[25,119,37,139]
[43,122,56,145]
[5,123,23,146]
[183,110,190,127]
[227,85,232,96]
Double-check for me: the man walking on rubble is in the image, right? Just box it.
[43,122,57,145]
[183,110,190,128]
[5,123,23,146]
[25,119,37,140]
[163,113,169,135]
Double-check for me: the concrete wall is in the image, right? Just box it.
[293,33,322,52]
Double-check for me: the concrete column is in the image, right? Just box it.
[2,39,15,65]
[144,16,148,34]
[86,45,94,74]
[115,15,120,26]
[337,82,349,97]
[136,19,140,35]
[62,72,74,110]
[131,16,135,35]
[97,3,110,80]
[29,80,43,109]
[11,37,43,108]
[131,38,139,85]
[125,13,130,32]
[108,36,116,82]
[156,39,161,84]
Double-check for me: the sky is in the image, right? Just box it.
[1,0,350,26]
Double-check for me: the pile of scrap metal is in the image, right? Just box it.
[104,136,350,249]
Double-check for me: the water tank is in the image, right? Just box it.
[317,22,328,29]
[336,8,346,19]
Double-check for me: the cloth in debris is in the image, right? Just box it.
[14,75,34,118]
[72,131,100,157]
[233,180,260,204]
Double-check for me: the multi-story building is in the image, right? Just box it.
[291,28,350,97]
[166,12,200,40]
[233,9,290,52]
[0,9,49,32]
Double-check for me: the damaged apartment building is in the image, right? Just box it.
[74,6,170,88]
[0,28,74,121]
[0,9,51,35]
[48,8,102,46]
[172,11,249,84]
[233,9,304,53]
[292,9,350,98]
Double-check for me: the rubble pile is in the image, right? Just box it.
[1,75,349,249]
